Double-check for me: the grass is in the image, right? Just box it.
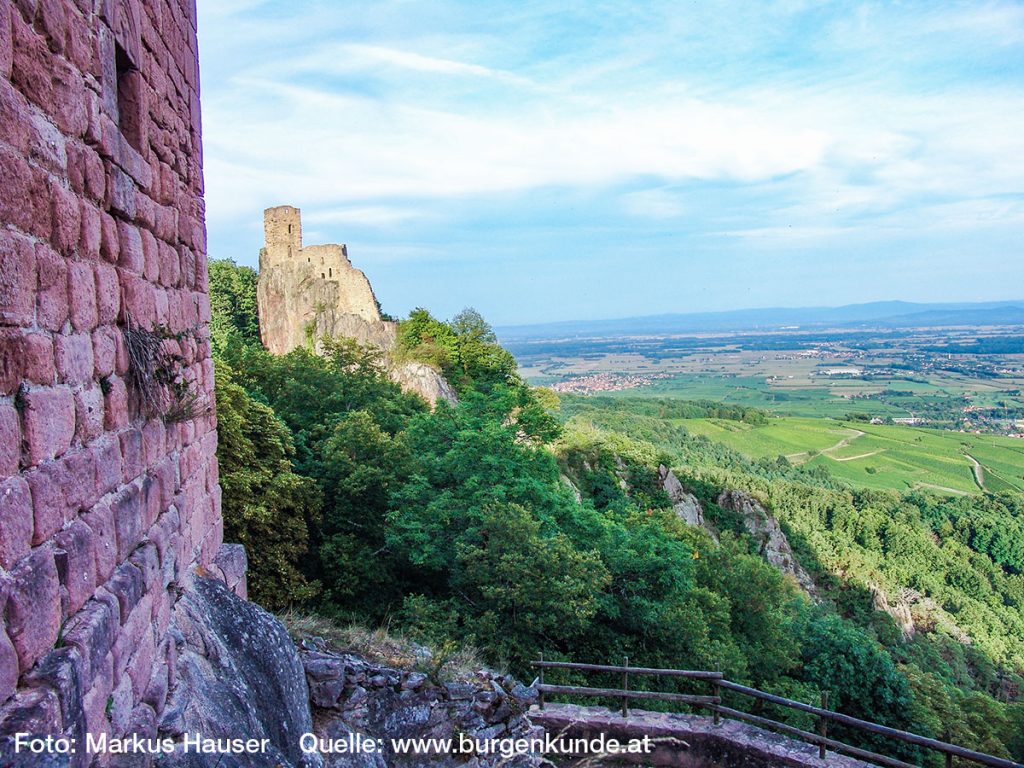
[678,416,1024,494]
[277,611,487,681]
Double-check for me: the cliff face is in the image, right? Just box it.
[255,207,456,408]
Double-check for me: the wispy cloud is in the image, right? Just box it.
[198,0,1024,323]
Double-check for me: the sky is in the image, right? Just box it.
[197,1,1024,326]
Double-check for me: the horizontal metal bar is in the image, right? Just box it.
[718,681,1022,768]
[531,661,723,679]
[537,684,719,706]
[716,706,919,768]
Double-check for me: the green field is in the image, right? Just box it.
[680,417,1024,494]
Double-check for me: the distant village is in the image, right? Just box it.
[550,372,672,395]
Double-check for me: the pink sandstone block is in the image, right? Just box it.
[0,625,17,706]
[6,544,61,672]
[108,675,132,735]
[129,542,160,591]
[0,686,63,739]
[74,384,105,443]
[54,520,97,615]
[92,325,118,377]
[119,428,143,481]
[83,148,105,204]
[26,462,69,544]
[0,477,32,570]
[0,329,21,395]
[125,617,155,701]
[106,560,145,629]
[61,602,117,684]
[81,498,116,582]
[100,211,119,263]
[55,332,94,384]
[107,164,136,220]
[141,228,159,282]
[60,447,97,511]
[79,200,102,260]
[35,243,69,331]
[113,484,144,562]
[34,0,67,56]
[90,435,122,497]
[141,419,165,469]
[50,181,81,257]
[82,684,112,749]
[116,219,144,273]
[0,229,36,326]
[120,273,156,327]
[141,473,160,529]
[0,404,20,477]
[0,1,11,81]
[103,374,129,430]
[68,261,99,331]
[0,145,35,236]
[27,111,68,177]
[94,262,120,324]
[21,385,76,464]
[23,331,56,385]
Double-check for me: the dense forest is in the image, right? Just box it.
[208,259,1024,765]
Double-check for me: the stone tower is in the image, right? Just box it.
[256,206,397,353]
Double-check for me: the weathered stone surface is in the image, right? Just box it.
[161,576,320,768]
[302,643,543,768]
[257,206,391,356]
[717,489,817,597]
[658,465,715,537]
[0,477,32,570]
[387,362,459,408]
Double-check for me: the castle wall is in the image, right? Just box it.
[256,207,390,354]
[0,0,229,755]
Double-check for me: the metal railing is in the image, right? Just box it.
[531,658,1023,768]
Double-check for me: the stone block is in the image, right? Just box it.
[68,261,99,331]
[54,332,94,385]
[89,435,122,497]
[0,477,32,570]
[128,541,159,590]
[26,462,69,544]
[92,325,118,377]
[116,219,144,274]
[0,626,16,706]
[108,675,132,735]
[21,385,76,465]
[0,1,11,81]
[59,446,97,512]
[0,687,62,741]
[103,375,129,430]
[62,598,117,684]
[105,560,144,628]
[23,646,87,750]
[0,229,36,326]
[113,483,145,561]
[0,329,22,396]
[80,498,116,582]
[73,384,105,443]
[119,428,143,481]
[5,544,61,672]
[120,273,155,327]
[50,181,81,258]
[141,419,164,469]
[141,227,159,283]
[0,404,20,477]
[79,199,102,260]
[54,520,97,615]
[0,145,35,236]
[100,211,120,263]
[35,243,69,331]
[94,262,120,324]
[23,331,56,385]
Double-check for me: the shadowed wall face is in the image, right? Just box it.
[0,0,232,750]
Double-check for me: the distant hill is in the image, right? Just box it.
[496,300,1024,340]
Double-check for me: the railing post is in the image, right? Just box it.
[713,677,721,726]
[621,655,629,718]
[538,651,545,711]
[819,691,829,760]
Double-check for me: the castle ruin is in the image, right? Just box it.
[256,206,398,355]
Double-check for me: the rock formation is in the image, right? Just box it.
[657,465,715,538]
[716,490,818,597]
[255,207,456,408]
[300,642,544,768]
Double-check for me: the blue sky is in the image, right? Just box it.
[198,1,1024,325]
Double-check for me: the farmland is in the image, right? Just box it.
[679,417,1024,494]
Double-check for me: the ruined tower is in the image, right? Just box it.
[256,206,397,353]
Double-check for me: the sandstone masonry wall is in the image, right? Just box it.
[0,0,230,756]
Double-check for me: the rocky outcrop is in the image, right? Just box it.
[387,363,458,408]
[657,466,715,539]
[160,576,320,768]
[300,642,544,768]
[716,490,817,597]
